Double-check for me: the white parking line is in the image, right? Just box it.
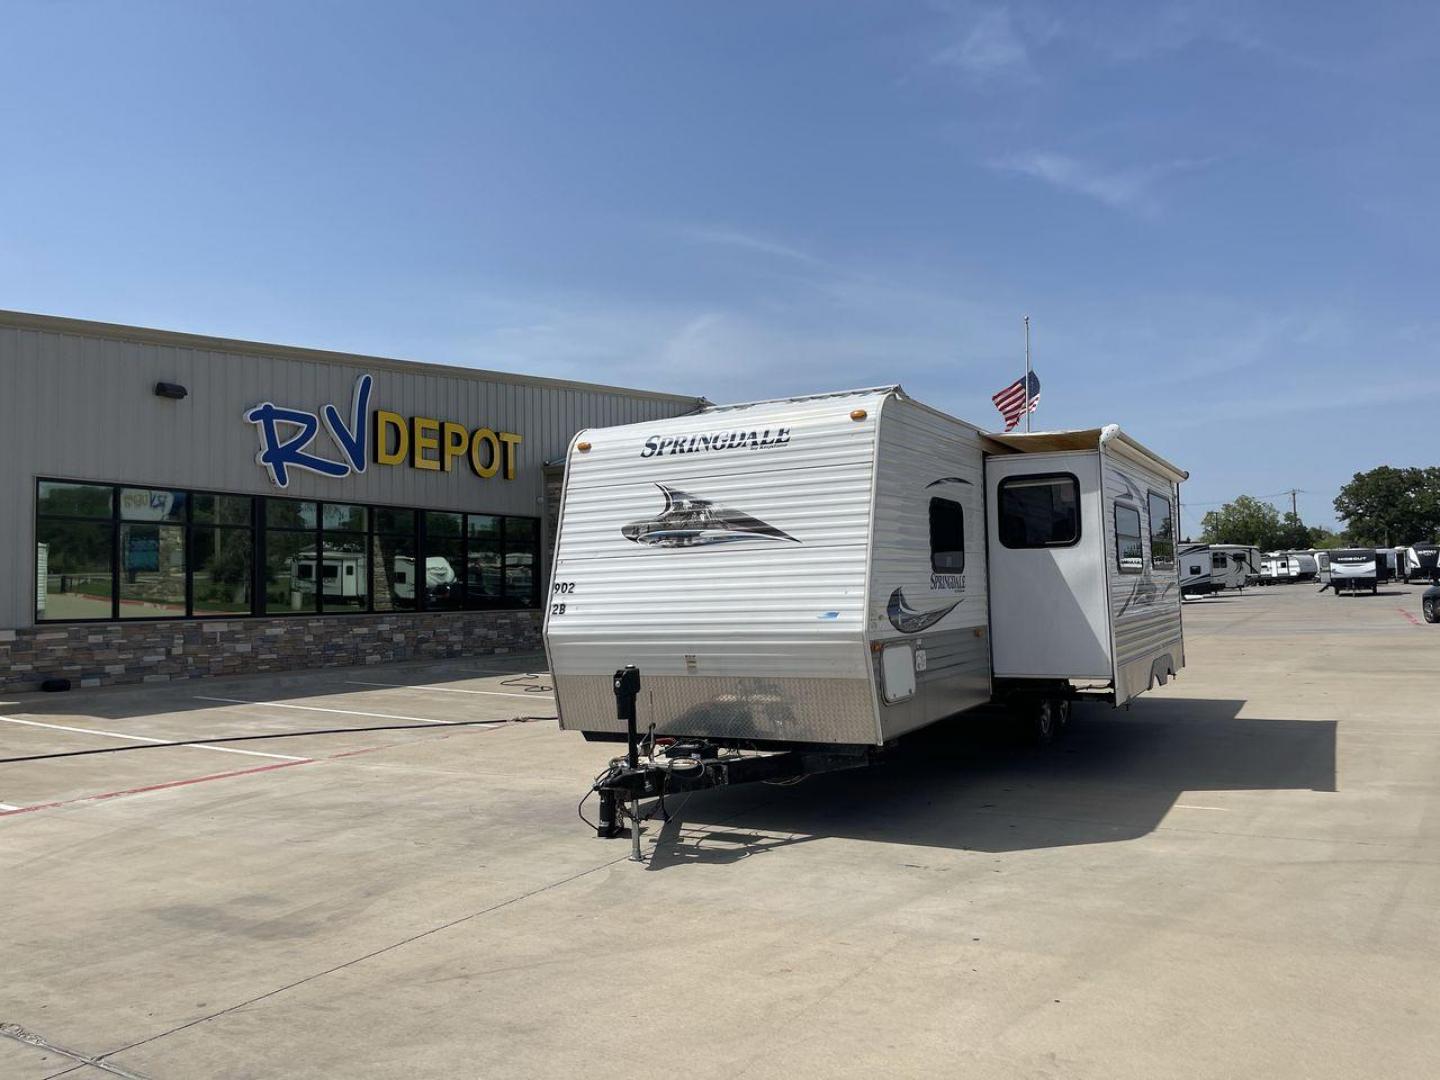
[194,696,455,725]
[0,715,308,761]
[1174,804,1229,811]
[346,679,553,699]
[0,802,21,811]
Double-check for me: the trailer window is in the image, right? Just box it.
[1115,505,1144,573]
[997,474,1080,548]
[1147,492,1174,568]
[929,498,965,573]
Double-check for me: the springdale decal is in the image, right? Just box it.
[886,475,970,633]
[621,484,798,548]
[244,374,522,489]
[640,427,791,459]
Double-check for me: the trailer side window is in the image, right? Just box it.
[1115,505,1144,573]
[1147,492,1175,568]
[929,498,965,573]
[997,474,1080,548]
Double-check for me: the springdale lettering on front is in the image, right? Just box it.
[244,374,522,488]
[639,426,791,459]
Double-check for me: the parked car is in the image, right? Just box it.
[1424,585,1440,623]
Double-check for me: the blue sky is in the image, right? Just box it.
[4,1,1437,533]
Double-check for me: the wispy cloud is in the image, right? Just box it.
[989,151,1209,215]
[675,224,822,266]
[931,6,1035,83]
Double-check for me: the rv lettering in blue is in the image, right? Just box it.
[639,428,791,459]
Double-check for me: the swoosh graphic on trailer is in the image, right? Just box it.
[621,484,799,548]
[924,477,973,488]
[1119,578,1175,617]
[886,588,962,633]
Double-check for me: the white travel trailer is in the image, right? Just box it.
[546,388,1188,838]
[1331,548,1379,594]
[1260,553,1290,583]
[1406,542,1439,583]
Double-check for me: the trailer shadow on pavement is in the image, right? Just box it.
[643,697,1337,866]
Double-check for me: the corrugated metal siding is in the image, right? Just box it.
[869,396,991,739]
[0,320,701,629]
[545,391,884,744]
[1100,454,1184,702]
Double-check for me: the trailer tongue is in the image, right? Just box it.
[588,665,874,860]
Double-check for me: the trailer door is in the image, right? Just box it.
[985,452,1110,680]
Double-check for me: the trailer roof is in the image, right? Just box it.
[981,425,1189,483]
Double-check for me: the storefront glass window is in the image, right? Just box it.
[119,523,187,617]
[36,518,114,621]
[120,487,187,524]
[36,480,542,621]
[321,529,368,611]
[372,531,417,612]
[37,481,112,519]
[423,512,465,610]
[192,526,253,615]
[266,499,317,530]
[503,517,539,607]
[193,494,253,526]
[264,529,316,615]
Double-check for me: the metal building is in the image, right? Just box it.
[0,309,702,691]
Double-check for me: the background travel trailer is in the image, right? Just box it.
[545,387,1187,751]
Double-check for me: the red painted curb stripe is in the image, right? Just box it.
[1399,607,1422,626]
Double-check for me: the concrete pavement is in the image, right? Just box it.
[2,585,1436,1078]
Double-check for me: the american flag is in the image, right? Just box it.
[992,371,1041,431]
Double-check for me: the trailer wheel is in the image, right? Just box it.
[1424,598,1437,623]
[1026,697,1062,746]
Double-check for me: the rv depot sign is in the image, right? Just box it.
[244,374,522,488]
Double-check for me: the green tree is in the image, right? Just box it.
[1275,511,1313,550]
[1199,495,1283,549]
[1333,466,1440,546]
[1306,525,1344,549]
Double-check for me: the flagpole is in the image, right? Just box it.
[1023,315,1032,432]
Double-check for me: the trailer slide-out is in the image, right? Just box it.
[544,387,1189,849]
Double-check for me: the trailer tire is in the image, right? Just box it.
[1027,697,1062,746]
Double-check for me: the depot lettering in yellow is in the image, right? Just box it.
[374,410,409,465]
[411,417,441,470]
[370,406,520,480]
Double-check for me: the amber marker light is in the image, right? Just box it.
[577,441,592,452]
[850,409,867,421]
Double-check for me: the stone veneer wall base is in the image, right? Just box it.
[0,610,542,694]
